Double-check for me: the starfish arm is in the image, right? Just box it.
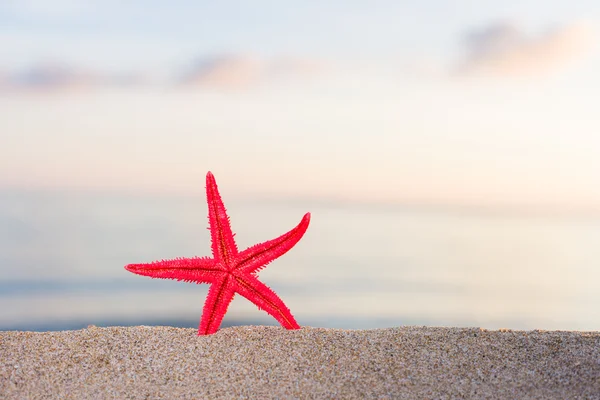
[236,212,310,275]
[124,257,223,284]
[233,272,300,330]
[198,275,236,335]
[206,171,238,264]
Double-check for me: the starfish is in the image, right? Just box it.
[125,171,310,335]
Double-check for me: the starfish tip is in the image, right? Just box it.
[206,171,218,190]
[124,264,143,274]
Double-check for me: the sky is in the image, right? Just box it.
[1,1,600,212]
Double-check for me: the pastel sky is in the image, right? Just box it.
[1,1,600,211]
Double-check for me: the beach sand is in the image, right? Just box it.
[1,325,599,399]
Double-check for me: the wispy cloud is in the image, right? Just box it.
[0,62,151,93]
[0,70,8,89]
[0,54,327,94]
[179,55,264,89]
[455,21,595,77]
[3,63,99,92]
[178,54,326,89]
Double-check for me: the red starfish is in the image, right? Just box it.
[125,171,310,335]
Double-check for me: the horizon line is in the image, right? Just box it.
[2,183,599,220]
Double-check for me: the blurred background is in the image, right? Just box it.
[1,1,599,332]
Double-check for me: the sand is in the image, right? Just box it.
[1,325,599,399]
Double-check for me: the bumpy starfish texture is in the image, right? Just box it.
[125,171,310,335]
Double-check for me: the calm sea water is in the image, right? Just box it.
[1,189,599,332]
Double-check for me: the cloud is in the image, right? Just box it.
[0,55,326,94]
[456,21,595,77]
[0,70,8,89]
[179,55,264,89]
[178,55,326,89]
[0,63,150,93]
[2,63,101,92]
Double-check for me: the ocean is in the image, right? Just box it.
[1,189,599,332]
